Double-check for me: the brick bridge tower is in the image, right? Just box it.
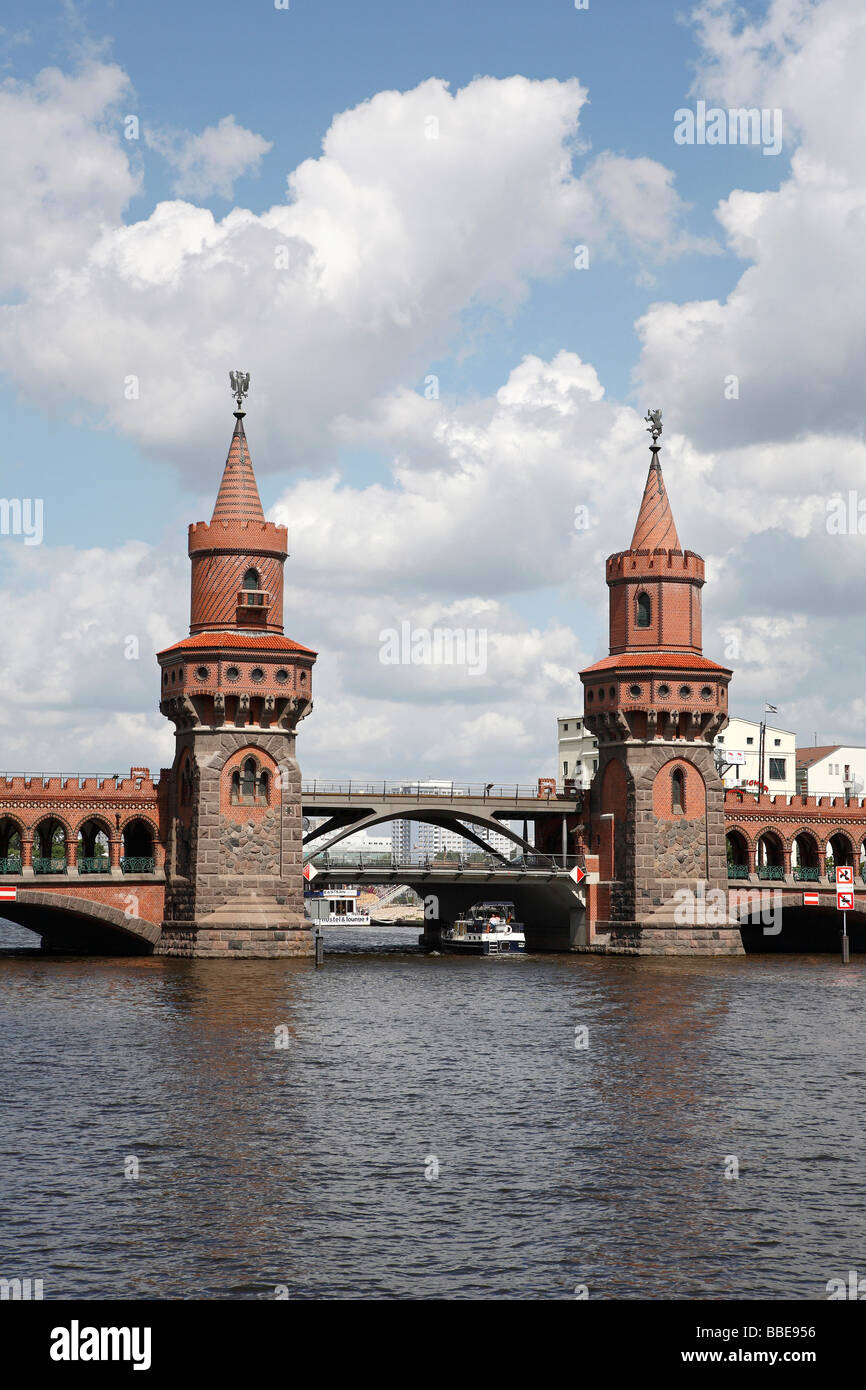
[156,373,317,957]
[579,410,742,953]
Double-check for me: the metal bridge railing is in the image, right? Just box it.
[306,850,584,874]
[301,780,580,802]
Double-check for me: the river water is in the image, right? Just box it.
[1,920,863,1300]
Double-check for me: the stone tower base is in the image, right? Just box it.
[583,923,745,956]
[155,893,314,958]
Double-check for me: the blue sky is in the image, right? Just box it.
[2,0,864,781]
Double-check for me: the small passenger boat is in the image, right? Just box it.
[440,901,526,955]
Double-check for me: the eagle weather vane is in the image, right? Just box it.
[644,408,663,444]
[230,370,250,412]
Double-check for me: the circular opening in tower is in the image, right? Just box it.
[700,685,713,699]
[658,684,670,697]
[679,685,692,699]
[629,684,642,697]
[195,666,209,682]
[250,667,265,683]
[275,669,289,684]
[226,666,240,682]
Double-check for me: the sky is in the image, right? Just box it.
[1,0,865,783]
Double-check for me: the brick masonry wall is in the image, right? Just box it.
[164,728,305,924]
[21,880,165,926]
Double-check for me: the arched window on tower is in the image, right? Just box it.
[258,770,270,804]
[230,770,241,805]
[672,767,685,815]
[242,568,260,591]
[241,758,257,803]
[636,591,651,628]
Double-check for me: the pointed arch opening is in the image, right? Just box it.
[635,591,652,628]
[671,767,685,815]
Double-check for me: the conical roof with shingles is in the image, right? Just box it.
[630,453,681,551]
[210,412,266,525]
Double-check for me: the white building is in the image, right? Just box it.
[557,715,599,790]
[795,746,866,797]
[556,711,799,797]
[713,718,796,795]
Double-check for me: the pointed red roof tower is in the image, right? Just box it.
[577,411,738,954]
[580,413,730,728]
[155,374,316,960]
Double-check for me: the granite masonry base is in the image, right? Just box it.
[155,892,314,957]
[580,923,745,956]
[154,925,313,958]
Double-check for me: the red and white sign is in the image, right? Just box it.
[836,865,854,886]
[725,751,747,765]
[0,886,17,901]
[303,863,318,882]
[569,865,586,885]
[837,889,854,912]
[802,892,819,907]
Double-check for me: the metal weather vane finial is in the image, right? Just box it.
[644,408,663,444]
[229,370,251,412]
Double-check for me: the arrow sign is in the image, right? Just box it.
[836,865,854,886]
[569,865,586,885]
[0,886,17,901]
[303,863,318,882]
[803,892,819,906]
[837,889,854,912]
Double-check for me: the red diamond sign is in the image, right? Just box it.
[569,865,586,885]
[303,863,317,882]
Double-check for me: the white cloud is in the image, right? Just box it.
[0,63,704,481]
[636,0,866,450]
[147,114,272,199]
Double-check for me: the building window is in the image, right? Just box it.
[242,568,260,591]
[563,723,568,731]
[231,757,267,806]
[746,737,754,745]
[658,684,670,698]
[774,738,781,747]
[563,761,569,777]
[672,768,685,814]
[768,758,786,781]
[636,592,651,628]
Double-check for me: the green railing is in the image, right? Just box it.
[793,866,819,881]
[727,863,750,879]
[0,856,22,874]
[32,857,66,874]
[78,857,109,874]
[757,865,785,880]
[121,857,155,874]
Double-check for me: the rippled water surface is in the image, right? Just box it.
[1,920,864,1300]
